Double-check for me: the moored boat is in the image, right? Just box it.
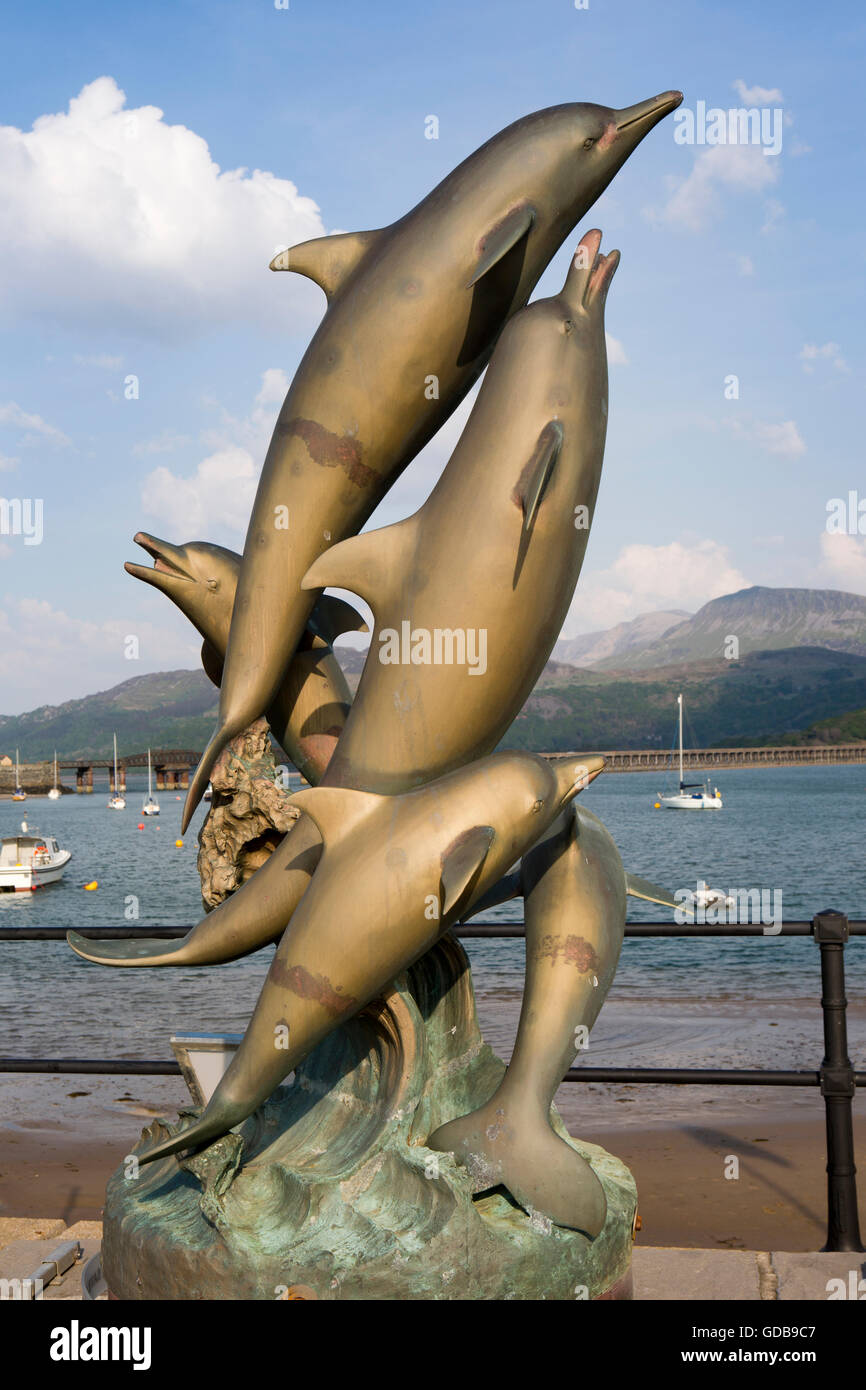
[0,819,71,891]
[657,694,722,810]
[11,748,26,802]
[47,751,62,800]
[108,733,126,810]
[142,748,160,816]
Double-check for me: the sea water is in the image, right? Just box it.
[0,765,864,1087]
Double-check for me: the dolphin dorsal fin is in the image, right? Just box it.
[468,204,535,288]
[514,421,563,536]
[270,229,384,298]
[301,516,419,613]
[309,594,369,648]
[625,874,678,910]
[290,785,382,847]
[440,825,495,919]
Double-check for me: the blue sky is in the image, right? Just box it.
[1,0,864,712]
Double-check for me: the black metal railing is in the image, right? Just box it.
[1,910,863,1251]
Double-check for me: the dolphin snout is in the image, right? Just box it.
[613,90,683,138]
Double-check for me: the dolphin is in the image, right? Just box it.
[125,532,365,785]
[182,90,683,829]
[135,751,606,1165]
[304,230,618,792]
[65,232,619,971]
[429,803,630,1234]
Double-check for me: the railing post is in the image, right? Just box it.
[812,909,864,1252]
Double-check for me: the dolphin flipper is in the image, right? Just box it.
[515,420,564,537]
[468,205,535,288]
[429,1098,606,1236]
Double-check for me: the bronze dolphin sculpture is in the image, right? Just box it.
[125,532,365,784]
[67,234,619,970]
[67,237,616,970]
[429,803,629,1233]
[135,751,605,1165]
[183,90,683,829]
[305,230,618,793]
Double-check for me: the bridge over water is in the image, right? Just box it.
[4,742,865,796]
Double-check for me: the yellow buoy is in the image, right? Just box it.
[653,802,661,809]
[84,880,98,891]
[175,839,183,847]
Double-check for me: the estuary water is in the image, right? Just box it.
[0,764,864,1127]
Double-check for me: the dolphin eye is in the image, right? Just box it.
[531,798,545,814]
[562,318,575,335]
[207,578,218,591]
[583,137,595,150]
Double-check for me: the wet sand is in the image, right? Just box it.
[2,1072,863,1250]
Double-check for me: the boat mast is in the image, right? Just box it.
[678,693,684,790]
[53,752,58,790]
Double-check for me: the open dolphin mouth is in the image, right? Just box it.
[125,532,193,585]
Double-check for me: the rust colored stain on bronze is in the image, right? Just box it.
[269,959,358,1017]
[283,418,378,490]
[533,932,599,973]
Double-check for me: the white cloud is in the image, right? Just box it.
[0,596,201,714]
[0,401,70,447]
[138,366,291,537]
[800,342,849,374]
[705,413,806,458]
[141,446,258,537]
[0,77,327,338]
[761,198,785,234]
[132,431,193,457]
[732,80,784,105]
[653,143,780,232]
[564,540,751,634]
[752,420,806,456]
[818,533,866,592]
[73,352,123,369]
[605,333,628,365]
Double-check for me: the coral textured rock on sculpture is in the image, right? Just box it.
[197,718,299,911]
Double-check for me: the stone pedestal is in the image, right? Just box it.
[103,936,636,1300]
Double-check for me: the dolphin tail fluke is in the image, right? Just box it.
[137,1094,250,1167]
[625,874,678,909]
[67,931,205,968]
[428,1095,607,1236]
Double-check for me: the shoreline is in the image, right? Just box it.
[1,1099,861,1251]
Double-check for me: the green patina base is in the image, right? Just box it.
[103,936,636,1300]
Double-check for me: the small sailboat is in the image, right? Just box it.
[0,819,71,890]
[47,751,62,800]
[142,749,160,816]
[11,749,26,801]
[657,693,722,810]
[108,733,126,810]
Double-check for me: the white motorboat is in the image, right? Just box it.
[142,748,160,816]
[657,694,722,810]
[11,748,26,802]
[0,819,71,891]
[108,733,126,810]
[47,751,62,800]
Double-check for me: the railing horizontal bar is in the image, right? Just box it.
[563,1067,866,1086]
[2,1058,864,1085]
[0,1058,181,1074]
[3,921,865,942]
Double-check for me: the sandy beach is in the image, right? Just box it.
[2,1068,863,1251]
